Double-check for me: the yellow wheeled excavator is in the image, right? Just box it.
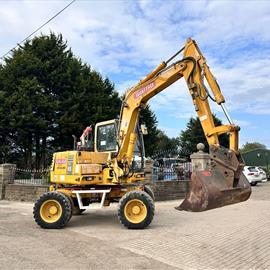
[33,38,251,229]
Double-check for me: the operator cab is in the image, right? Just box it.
[95,120,118,152]
[94,119,145,170]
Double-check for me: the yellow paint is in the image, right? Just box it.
[40,200,62,223]
[77,151,109,164]
[51,151,110,185]
[49,206,57,215]
[138,61,166,86]
[48,38,240,199]
[124,199,147,224]
[117,38,240,161]
[126,133,137,164]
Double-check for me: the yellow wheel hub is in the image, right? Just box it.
[124,199,147,224]
[40,200,62,223]
[49,206,57,215]
[132,205,140,215]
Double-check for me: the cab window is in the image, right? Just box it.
[97,124,117,152]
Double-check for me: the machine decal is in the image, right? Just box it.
[199,115,208,121]
[55,158,66,164]
[67,155,74,175]
[134,82,156,99]
[202,171,212,177]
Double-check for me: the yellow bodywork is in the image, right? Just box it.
[51,150,109,185]
[117,38,240,167]
[49,38,241,202]
[34,38,249,230]
[50,150,144,186]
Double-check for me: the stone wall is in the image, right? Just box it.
[4,184,49,202]
[0,164,16,199]
[0,163,49,202]
[0,163,190,202]
[150,180,189,201]
[3,181,189,202]
[145,160,153,182]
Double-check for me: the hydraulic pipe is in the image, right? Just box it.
[220,103,234,125]
[138,62,166,86]
[203,64,225,105]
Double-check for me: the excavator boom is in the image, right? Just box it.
[33,37,251,231]
[117,38,251,212]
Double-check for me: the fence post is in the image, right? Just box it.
[144,159,154,182]
[190,143,210,171]
[0,164,16,200]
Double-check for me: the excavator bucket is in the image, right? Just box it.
[176,170,251,212]
[176,145,251,212]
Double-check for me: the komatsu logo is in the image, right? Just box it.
[134,82,156,99]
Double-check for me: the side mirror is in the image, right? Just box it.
[141,124,148,135]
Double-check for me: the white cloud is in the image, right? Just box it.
[0,0,269,145]
[116,80,138,95]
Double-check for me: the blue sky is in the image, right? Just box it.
[0,0,270,147]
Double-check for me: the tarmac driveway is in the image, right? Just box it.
[0,182,270,270]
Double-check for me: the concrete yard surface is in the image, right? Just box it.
[0,182,270,270]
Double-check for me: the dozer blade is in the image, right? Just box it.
[176,170,251,212]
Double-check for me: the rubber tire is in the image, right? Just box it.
[251,182,257,186]
[33,192,72,229]
[118,190,155,229]
[144,185,155,201]
[58,192,74,221]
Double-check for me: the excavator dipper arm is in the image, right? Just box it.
[116,38,251,211]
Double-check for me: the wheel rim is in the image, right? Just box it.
[124,199,147,224]
[40,200,62,223]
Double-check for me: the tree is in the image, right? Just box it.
[156,131,179,152]
[178,115,229,159]
[0,33,121,168]
[0,33,159,168]
[240,142,267,153]
[140,105,159,157]
[151,130,179,158]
